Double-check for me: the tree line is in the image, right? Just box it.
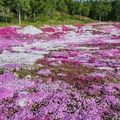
[0,0,120,24]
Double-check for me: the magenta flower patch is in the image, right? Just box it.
[0,88,13,100]
[0,23,120,119]
[1,63,21,69]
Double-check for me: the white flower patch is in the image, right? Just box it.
[17,26,43,35]
[12,46,26,52]
[97,67,114,71]
[18,98,27,107]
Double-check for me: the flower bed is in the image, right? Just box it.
[0,23,120,120]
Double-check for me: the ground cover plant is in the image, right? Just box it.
[0,22,120,120]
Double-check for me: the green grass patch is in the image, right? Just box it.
[0,14,97,27]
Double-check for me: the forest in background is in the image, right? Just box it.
[0,0,120,25]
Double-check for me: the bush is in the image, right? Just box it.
[0,16,12,23]
[38,14,50,22]
[58,14,71,21]
[0,16,4,22]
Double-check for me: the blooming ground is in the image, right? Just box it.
[0,22,120,120]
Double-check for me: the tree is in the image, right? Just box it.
[77,0,83,19]
[0,0,14,24]
[0,6,13,24]
[20,0,30,20]
[0,0,117,23]
[29,0,43,20]
[82,2,91,17]
[64,0,73,14]
[94,0,112,21]
[56,0,68,13]
[112,0,120,21]
[89,0,97,20]
[11,0,31,24]
[11,0,22,25]
[42,0,57,16]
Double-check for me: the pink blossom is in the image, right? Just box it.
[37,69,51,75]
[0,88,13,100]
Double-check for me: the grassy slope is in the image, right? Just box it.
[0,14,97,27]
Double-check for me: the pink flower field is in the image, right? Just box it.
[0,22,120,120]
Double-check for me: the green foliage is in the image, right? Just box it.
[0,0,120,24]
[95,0,112,21]
[58,14,71,21]
[90,0,112,21]
[38,14,50,22]
[42,0,57,16]
[20,0,31,14]
[0,6,14,23]
[110,0,120,21]
[56,0,68,13]
[81,2,91,17]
